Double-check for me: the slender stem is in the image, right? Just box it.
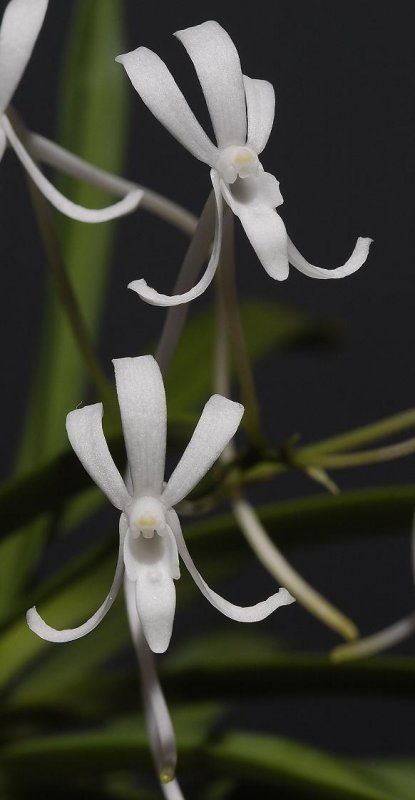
[156,192,216,376]
[232,497,358,641]
[26,130,197,237]
[219,211,264,449]
[213,251,357,642]
[332,514,415,661]
[331,611,415,662]
[27,179,117,419]
[301,408,415,458]
[299,435,415,470]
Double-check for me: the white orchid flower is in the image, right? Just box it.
[27,355,294,653]
[0,0,141,222]
[117,20,372,307]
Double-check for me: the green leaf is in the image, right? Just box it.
[206,733,412,800]
[0,0,129,620]
[3,725,415,800]
[7,605,129,717]
[0,705,222,778]
[36,0,130,452]
[166,300,336,413]
[358,762,415,800]
[160,629,415,702]
[0,539,119,688]
[180,486,415,556]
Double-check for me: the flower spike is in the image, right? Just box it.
[118,20,372,305]
[27,355,294,654]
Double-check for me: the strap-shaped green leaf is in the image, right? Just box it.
[0,0,129,621]
[207,733,411,800]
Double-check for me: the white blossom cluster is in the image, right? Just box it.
[0,2,373,796]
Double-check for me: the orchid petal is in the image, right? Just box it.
[116,47,218,166]
[128,169,223,307]
[113,356,166,496]
[288,236,373,279]
[168,510,295,621]
[66,403,130,511]
[1,115,141,222]
[161,395,243,510]
[124,528,178,653]
[0,0,48,115]
[221,175,289,280]
[244,76,275,154]
[26,514,127,642]
[175,21,247,150]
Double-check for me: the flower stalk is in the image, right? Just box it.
[332,518,415,661]
[217,210,264,449]
[232,498,358,641]
[214,217,357,642]
[27,175,118,420]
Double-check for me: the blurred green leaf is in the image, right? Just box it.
[3,725,415,800]
[0,705,222,777]
[181,486,415,556]
[166,300,336,413]
[6,605,129,718]
[0,0,129,621]
[162,646,415,702]
[359,762,415,800]
[0,538,119,688]
[207,733,415,800]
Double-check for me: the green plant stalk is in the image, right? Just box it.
[214,245,357,642]
[27,178,118,420]
[301,408,415,457]
[219,211,264,449]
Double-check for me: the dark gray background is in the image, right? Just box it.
[1,0,415,762]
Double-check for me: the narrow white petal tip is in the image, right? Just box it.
[26,606,69,643]
[279,588,296,606]
[288,235,373,280]
[128,278,150,294]
[272,264,289,282]
[149,635,171,655]
[128,278,168,307]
